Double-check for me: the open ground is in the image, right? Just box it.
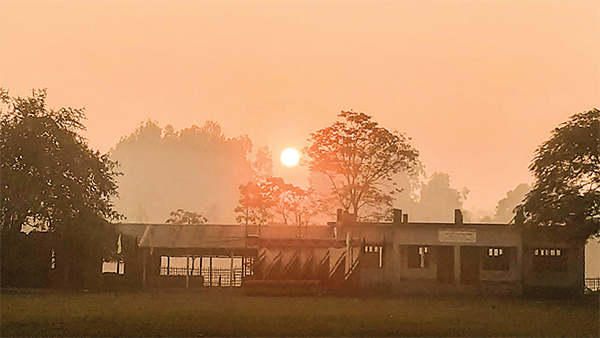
[1,289,598,337]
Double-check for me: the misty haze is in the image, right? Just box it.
[1,1,598,337]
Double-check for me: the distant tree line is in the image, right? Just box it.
[110,119,254,224]
[111,110,498,226]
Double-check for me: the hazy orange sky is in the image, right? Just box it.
[1,0,598,215]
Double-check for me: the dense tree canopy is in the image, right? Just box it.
[272,179,315,227]
[0,88,121,287]
[0,89,121,231]
[235,176,314,227]
[235,179,274,227]
[305,110,420,218]
[521,108,599,243]
[110,120,254,223]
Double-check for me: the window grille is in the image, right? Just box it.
[408,246,429,269]
[483,247,509,271]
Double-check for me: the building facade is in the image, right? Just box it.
[112,209,585,296]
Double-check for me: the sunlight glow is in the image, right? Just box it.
[281,148,300,167]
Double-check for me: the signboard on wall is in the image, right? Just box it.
[438,228,477,243]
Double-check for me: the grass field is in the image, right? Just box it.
[1,288,598,337]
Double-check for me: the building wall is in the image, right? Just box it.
[122,211,586,296]
[339,215,527,294]
[397,245,438,280]
[522,244,585,294]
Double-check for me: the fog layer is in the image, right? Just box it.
[110,121,253,223]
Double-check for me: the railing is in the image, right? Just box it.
[585,277,600,292]
[202,267,243,287]
[159,267,244,287]
[160,267,203,276]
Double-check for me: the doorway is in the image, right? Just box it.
[460,246,480,285]
[437,246,454,284]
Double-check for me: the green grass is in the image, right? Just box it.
[1,288,598,337]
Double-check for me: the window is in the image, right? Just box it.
[533,248,567,272]
[102,260,125,274]
[483,247,509,271]
[534,248,562,257]
[243,257,255,276]
[364,245,380,253]
[160,256,189,276]
[363,245,384,268]
[407,246,429,269]
[488,248,503,257]
[50,250,56,270]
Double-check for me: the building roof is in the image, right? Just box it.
[135,224,247,249]
[114,220,514,251]
[114,223,150,239]
[114,223,337,250]
[259,225,333,239]
[331,221,512,227]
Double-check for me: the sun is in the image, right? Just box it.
[281,148,300,167]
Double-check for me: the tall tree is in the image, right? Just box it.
[521,108,599,243]
[0,88,121,287]
[304,110,420,218]
[234,180,274,227]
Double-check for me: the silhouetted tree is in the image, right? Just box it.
[268,177,316,226]
[0,88,121,288]
[235,180,273,226]
[305,110,420,218]
[235,176,316,226]
[165,209,208,225]
[521,108,599,243]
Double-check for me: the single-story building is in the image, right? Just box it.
[111,209,585,296]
